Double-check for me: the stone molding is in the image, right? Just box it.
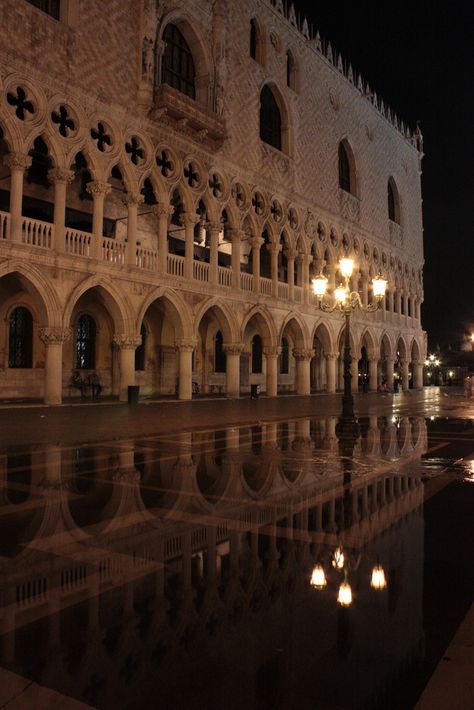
[175,339,196,352]
[38,326,72,346]
[206,221,222,234]
[179,213,200,228]
[263,346,281,358]
[292,348,314,361]
[223,342,244,355]
[122,192,145,207]
[249,236,264,250]
[152,204,174,219]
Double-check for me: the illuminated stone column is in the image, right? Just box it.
[326,352,338,393]
[176,340,195,400]
[263,346,280,397]
[86,180,111,259]
[369,357,379,392]
[207,221,221,284]
[293,348,313,395]
[413,360,423,389]
[48,168,74,252]
[285,247,296,301]
[268,241,281,298]
[124,192,144,266]
[113,334,142,401]
[4,152,31,242]
[223,343,243,398]
[230,228,242,288]
[400,358,410,391]
[250,236,263,294]
[385,358,395,391]
[180,213,200,280]
[39,327,71,405]
[153,203,173,272]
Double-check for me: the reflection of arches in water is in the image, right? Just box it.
[6,449,32,504]
[278,422,290,451]
[72,447,96,494]
[280,464,300,484]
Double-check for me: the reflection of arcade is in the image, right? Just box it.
[0,417,427,708]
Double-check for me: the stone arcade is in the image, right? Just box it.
[0,0,425,404]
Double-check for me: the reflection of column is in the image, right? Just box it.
[207,221,221,284]
[113,334,142,401]
[48,168,74,252]
[39,327,71,405]
[293,349,313,395]
[268,241,281,298]
[86,180,111,259]
[263,346,279,397]
[351,357,359,393]
[369,358,379,392]
[400,358,410,391]
[4,152,31,242]
[326,352,338,393]
[180,213,199,280]
[124,192,145,266]
[285,248,296,301]
[44,444,62,485]
[230,228,242,289]
[176,340,195,400]
[223,343,243,398]
[153,203,172,272]
[250,236,263,294]
[413,360,423,389]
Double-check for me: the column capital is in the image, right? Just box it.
[326,351,339,360]
[113,333,142,349]
[228,227,245,241]
[399,358,409,366]
[296,252,312,265]
[47,168,75,185]
[263,346,281,358]
[175,339,196,352]
[122,192,145,207]
[249,236,264,250]
[3,152,32,171]
[284,247,298,261]
[152,203,174,219]
[86,180,112,198]
[223,342,244,355]
[206,221,223,234]
[39,326,72,346]
[179,212,200,228]
[292,348,314,361]
[266,241,282,254]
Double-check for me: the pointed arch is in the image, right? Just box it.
[338,138,357,196]
[388,176,401,224]
[241,305,277,348]
[63,275,133,334]
[279,312,309,350]
[137,286,192,341]
[0,261,61,325]
[259,82,292,155]
[312,320,335,354]
[193,297,239,343]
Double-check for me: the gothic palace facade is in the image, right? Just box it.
[0,0,425,404]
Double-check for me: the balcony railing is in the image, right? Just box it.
[65,227,91,256]
[167,252,185,277]
[22,216,53,249]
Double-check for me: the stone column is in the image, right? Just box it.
[113,334,142,402]
[86,180,111,259]
[39,327,71,405]
[176,340,195,400]
[230,228,242,289]
[326,352,338,393]
[293,348,313,395]
[395,290,402,318]
[123,192,144,266]
[351,356,359,393]
[153,204,173,272]
[263,346,280,397]
[327,261,337,292]
[301,254,311,304]
[223,343,243,398]
[250,236,263,294]
[403,292,409,325]
[207,221,221,284]
[48,168,74,253]
[4,152,31,242]
[400,358,410,391]
[268,241,281,298]
[369,357,379,392]
[180,213,199,280]
[389,288,395,315]
[361,272,369,308]
[285,247,296,301]
[413,360,423,389]
[385,358,395,391]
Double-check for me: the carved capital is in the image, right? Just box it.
[4,152,32,171]
[179,213,200,228]
[292,348,314,361]
[284,247,298,261]
[249,236,264,250]
[113,333,142,350]
[206,221,223,234]
[263,346,281,358]
[175,339,196,352]
[48,168,75,185]
[266,241,282,254]
[86,180,112,198]
[223,342,244,355]
[228,228,245,242]
[39,327,72,346]
[152,203,174,219]
[122,192,145,207]
[326,352,339,360]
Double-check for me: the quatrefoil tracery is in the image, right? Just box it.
[6,86,35,121]
[125,136,145,165]
[91,122,112,152]
[51,105,76,138]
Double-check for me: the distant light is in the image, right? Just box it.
[335,285,348,304]
[310,564,327,589]
[448,370,454,378]
[337,582,352,607]
[371,565,387,590]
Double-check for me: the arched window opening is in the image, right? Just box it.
[135,323,146,371]
[141,178,157,206]
[286,50,296,90]
[408,298,412,317]
[75,314,96,370]
[280,337,289,374]
[338,142,352,193]
[250,19,258,60]
[27,136,52,191]
[260,85,282,151]
[162,24,196,100]
[385,290,390,312]
[9,307,33,369]
[388,179,400,223]
[214,330,226,373]
[261,229,272,278]
[252,334,263,374]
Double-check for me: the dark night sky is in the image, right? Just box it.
[297,0,474,350]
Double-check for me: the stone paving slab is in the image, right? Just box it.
[0,667,93,709]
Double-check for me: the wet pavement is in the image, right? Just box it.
[0,389,473,709]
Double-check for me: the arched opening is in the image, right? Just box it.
[161,23,196,99]
[280,337,289,375]
[260,229,272,279]
[250,18,265,65]
[75,314,96,370]
[241,311,274,395]
[338,141,355,195]
[388,177,400,224]
[252,334,263,374]
[279,317,305,393]
[214,330,226,373]
[260,85,282,151]
[311,323,333,392]
[195,304,235,396]
[8,306,33,369]
[135,322,147,371]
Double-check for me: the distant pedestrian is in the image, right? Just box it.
[89,371,102,398]
[71,370,86,398]
[464,375,472,398]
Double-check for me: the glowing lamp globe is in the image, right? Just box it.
[332,547,345,570]
[310,564,327,589]
[337,582,352,607]
[339,258,354,279]
[372,275,387,298]
[370,564,387,590]
[312,275,328,297]
[334,285,348,304]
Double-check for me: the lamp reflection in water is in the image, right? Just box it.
[310,549,387,606]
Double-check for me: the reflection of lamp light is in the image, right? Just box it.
[332,547,345,569]
[448,370,454,378]
[370,564,387,590]
[310,564,327,589]
[337,581,352,607]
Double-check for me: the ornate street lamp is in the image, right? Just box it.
[312,258,387,420]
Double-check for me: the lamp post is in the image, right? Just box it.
[312,258,387,421]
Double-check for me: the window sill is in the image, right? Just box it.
[153,85,226,147]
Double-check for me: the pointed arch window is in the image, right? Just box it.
[135,323,146,371]
[9,307,33,369]
[388,178,400,223]
[251,334,263,374]
[338,142,352,193]
[75,314,96,370]
[162,23,196,99]
[280,337,289,374]
[260,85,282,151]
[214,330,226,373]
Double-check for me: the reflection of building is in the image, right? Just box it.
[0,416,426,707]
[0,1,425,403]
